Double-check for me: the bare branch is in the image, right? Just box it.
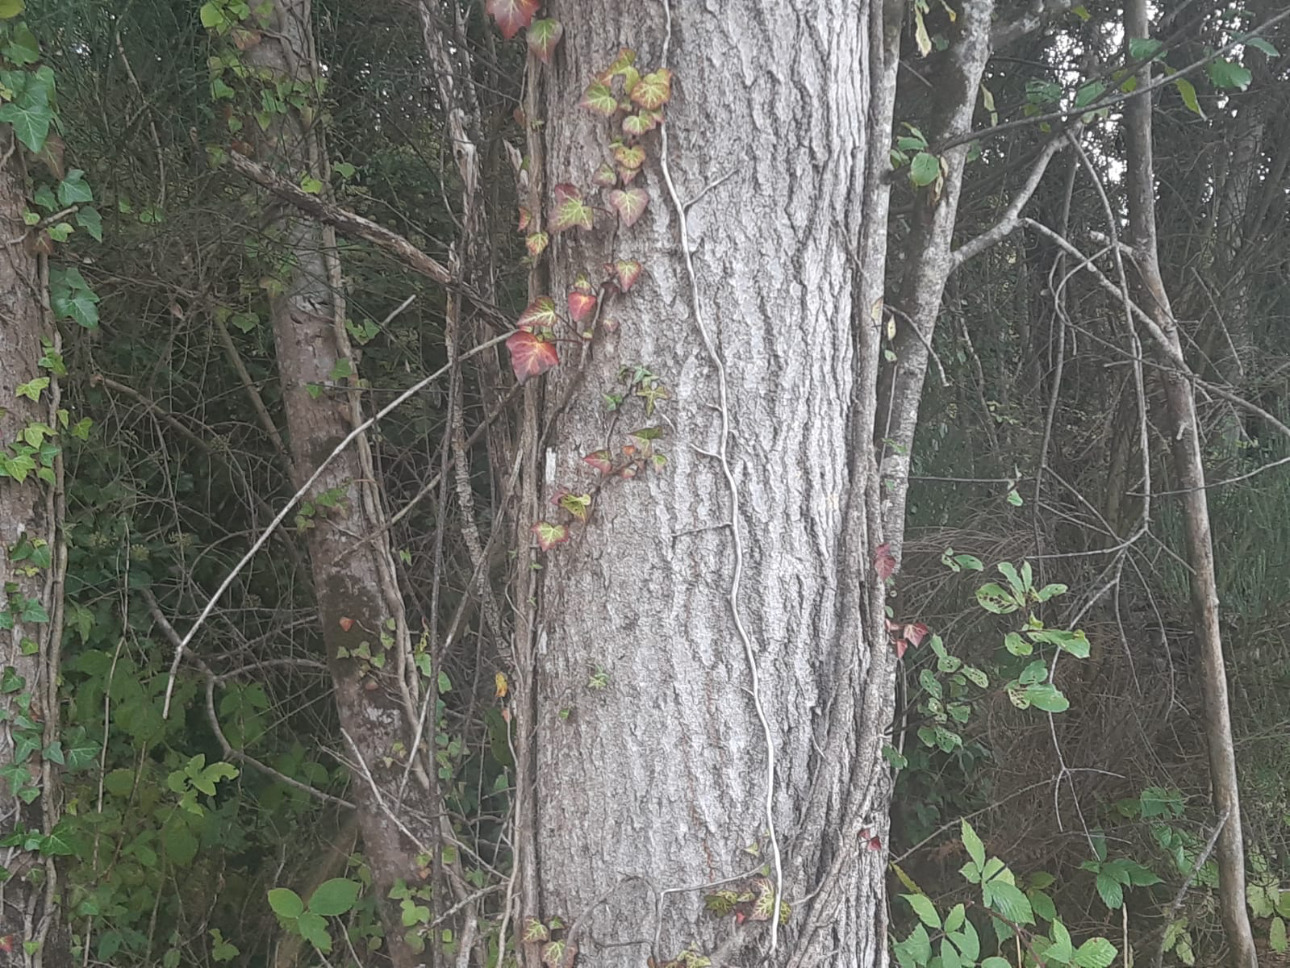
[990,0,1080,51]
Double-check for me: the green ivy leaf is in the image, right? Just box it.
[75,206,103,241]
[57,169,93,205]
[909,151,940,187]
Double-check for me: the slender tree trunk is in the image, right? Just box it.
[241,4,428,964]
[0,127,71,967]
[1122,3,1257,965]
[526,3,897,965]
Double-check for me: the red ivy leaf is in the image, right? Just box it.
[608,187,649,227]
[526,18,563,63]
[583,450,614,475]
[591,162,618,188]
[517,207,531,232]
[516,296,559,332]
[526,232,550,259]
[860,829,883,851]
[612,143,646,170]
[618,166,641,185]
[507,330,560,383]
[338,617,354,632]
[614,259,643,292]
[580,79,618,117]
[531,521,570,552]
[874,542,897,580]
[903,622,929,648]
[892,637,908,660]
[631,68,673,110]
[486,0,539,40]
[568,291,597,324]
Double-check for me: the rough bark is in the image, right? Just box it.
[528,3,896,966]
[242,4,429,965]
[0,127,71,967]
[1122,3,1257,965]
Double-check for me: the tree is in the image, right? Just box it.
[515,3,900,965]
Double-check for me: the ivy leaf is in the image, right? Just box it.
[531,521,569,552]
[517,296,559,332]
[874,543,897,580]
[591,162,618,187]
[583,450,614,475]
[75,207,103,241]
[1207,58,1251,91]
[567,283,597,324]
[551,183,594,232]
[630,68,673,110]
[580,79,618,117]
[57,169,94,206]
[608,187,648,227]
[526,19,563,63]
[506,330,559,383]
[522,917,549,943]
[622,112,658,136]
[485,0,539,40]
[614,259,643,292]
[612,143,645,170]
[525,232,549,258]
[0,96,53,153]
[555,492,592,522]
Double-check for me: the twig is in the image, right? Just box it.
[161,330,512,718]
[1150,807,1230,968]
[659,0,783,954]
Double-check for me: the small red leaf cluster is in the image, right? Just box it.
[485,0,540,40]
[886,618,929,660]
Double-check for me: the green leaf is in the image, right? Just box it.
[0,96,53,152]
[1007,488,1024,506]
[1023,684,1070,713]
[579,79,617,117]
[984,880,1034,925]
[902,893,941,930]
[308,878,360,916]
[162,821,198,867]
[300,174,324,194]
[893,925,932,968]
[76,207,104,241]
[1005,632,1032,656]
[5,22,40,63]
[1074,81,1106,109]
[961,819,986,868]
[57,169,94,205]
[976,583,1019,614]
[1270,916,1287,954]
[1034,582,1067,602]
[268,887,305,919]
[1174,78,1203,116]
[909,151,940,187]
[199,2,225,28]
[1095,872,1123,909]
[0,0,22,17]
[296,911,332,953]
[1207,58,1252,90]
[1128,38,1165,61]
[526,18,563,63]
[1072,937,1117,968]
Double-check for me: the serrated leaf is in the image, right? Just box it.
[296,911,332,953]
[531,521,569,552]
[630,69,672,109]
[608,187,648,227]
[526,19,563,63]
[961,820,986,868]
[506,330,559,382]
[485,0,539,40]
[580,79,618,117]
[902,893,941,930]
[1095,872,1123,909]
[1072,937,1117,968]
[983,880,1034,925]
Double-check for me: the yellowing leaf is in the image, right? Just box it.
[494,672,508,699]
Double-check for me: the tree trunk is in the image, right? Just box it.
[526,3,897,965]
[0,127,71,966]
[1122,3,1257,965]
[241,4,428,964]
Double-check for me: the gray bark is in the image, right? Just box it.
[0,127,71,966]
[242,5,429,965]
[1122,3,1257,965]
[528,3,897,966]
